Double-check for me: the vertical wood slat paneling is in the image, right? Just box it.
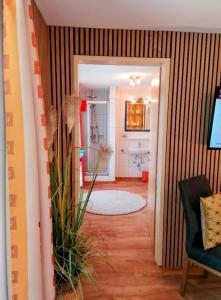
[126,30,131,57]
[50,27,56,106]
[74,28,79,55]
[188,33,198,179]
[209,35,219,191]
[149,31,153,57]
[85,28,90,55]
[164,31,176,267]
[94,29,98,56]
[118,30,122,56]
[104,29,108,56]
[140,31,144,57]
[122,30,126,57]
[174,32,185,267]
[192,34,202,185]
[48,27,221,268]
[70,28,74,94]
[60,28,66,171]
[177,32,188,267]
[170,31,180,267]
[135,30,140,57]
[158,31,162,57]
[131,30,135,57]
[196,34,207,177]
[80,28,85,55]
[153,31,158,57]
[55,28,61,166]
[99,29,104,56]
[205,35,215,179]
[144,31,149,57]
[207,36,216,190]
[65,27,70,94]
[201,35,211,177]
[108,29,113,56]
[113,29,117,57]
[90,28,95,56]
[32,0,51,112]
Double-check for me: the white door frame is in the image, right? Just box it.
[74,55,170,265]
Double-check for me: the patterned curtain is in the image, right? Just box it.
[0,1,8,299]
[3,0,54,299]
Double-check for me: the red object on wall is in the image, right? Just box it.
[142,170,148,182]
[80,99,87,112]
[80,99,87,185]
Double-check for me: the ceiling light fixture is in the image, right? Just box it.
[136,77,141,85]
[128,97,152,105]
[151,78,160,87]
[129,75,141,86]
[129,77,136,86]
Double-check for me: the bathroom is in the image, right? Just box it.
[79,64,160,215]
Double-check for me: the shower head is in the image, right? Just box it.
[87,89,97,100]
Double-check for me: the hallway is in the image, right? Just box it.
[81,179,221,300]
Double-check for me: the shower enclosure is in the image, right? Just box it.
[81,87,115,181]
[87,101,109,175]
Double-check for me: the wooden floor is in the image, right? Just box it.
[65,179,221,300]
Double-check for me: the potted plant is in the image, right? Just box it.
[46,96,112,299]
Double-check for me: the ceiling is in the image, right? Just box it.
[35,0,221,33]
[78,64,160,89]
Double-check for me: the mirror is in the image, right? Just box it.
[125,100,150,132]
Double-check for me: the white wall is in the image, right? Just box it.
[115,87,151,178]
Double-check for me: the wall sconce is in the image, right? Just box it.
[129,75,141,86]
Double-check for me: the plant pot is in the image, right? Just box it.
[56,289,80,300]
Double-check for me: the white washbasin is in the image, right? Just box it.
[128,147,147,155]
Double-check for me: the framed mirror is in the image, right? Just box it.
[125,99,150,132]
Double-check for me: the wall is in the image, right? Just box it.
[32,1,221,268]
[115,87,150,177]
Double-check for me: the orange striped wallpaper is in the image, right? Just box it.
[3,0,28,298]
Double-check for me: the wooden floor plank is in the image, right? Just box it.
[61,180,221,300]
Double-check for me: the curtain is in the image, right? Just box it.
[3,0,54,299]
[0,1,8,299]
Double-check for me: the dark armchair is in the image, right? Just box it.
[178,175,221,296]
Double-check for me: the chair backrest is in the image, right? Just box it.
[178,175,212,254]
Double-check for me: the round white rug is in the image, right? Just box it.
[85,190,146,215]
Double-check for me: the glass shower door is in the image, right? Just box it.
[86,101,109,176]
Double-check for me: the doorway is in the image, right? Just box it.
[74,56,170,265]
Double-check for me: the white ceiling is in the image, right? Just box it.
[35,0,221,33]
[78,64,160,88]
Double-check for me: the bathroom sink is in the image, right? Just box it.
[128,147,147,155]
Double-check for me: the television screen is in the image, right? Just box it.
[208,87,221,149]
